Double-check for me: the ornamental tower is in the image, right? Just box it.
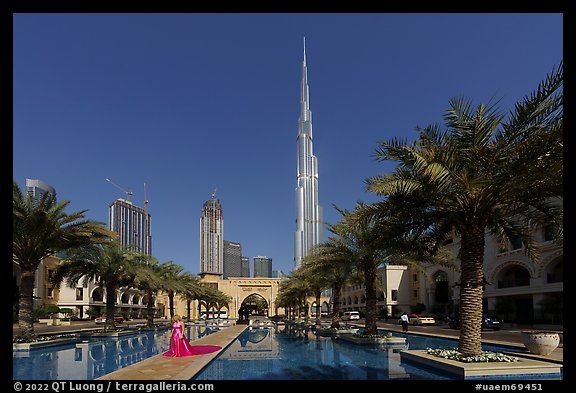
[294,38,322,268]
[200,191,224,277]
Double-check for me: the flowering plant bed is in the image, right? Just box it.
[13,334,78,351]
[426,348,519,363]
[315,326,359,335]
[13,333,76,344]
[78,329,136,337]
[339,333,408,347]
[137,326,163,331]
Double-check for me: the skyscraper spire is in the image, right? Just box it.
[294,38,322,268]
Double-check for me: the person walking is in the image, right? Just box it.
[400,312,410,332]
[163,314,221,357]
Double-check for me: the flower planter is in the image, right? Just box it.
[338,334,408,348]
[521,331,560,356]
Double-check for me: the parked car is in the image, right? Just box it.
[481,315,503,330]
[408,314,436,325]
[447,315,503,330]
[341,311,360,321]
[95,315,125,324]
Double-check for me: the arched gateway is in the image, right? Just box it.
[198,274,284,319]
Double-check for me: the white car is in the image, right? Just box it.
[408,314,436,325]
[342,311,360,321]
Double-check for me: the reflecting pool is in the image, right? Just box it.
[13,325,224,380]
[193,324,552,380]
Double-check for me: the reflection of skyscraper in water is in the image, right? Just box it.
[200,192,224,276]
[294,38,322,269]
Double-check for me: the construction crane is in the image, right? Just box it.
[106,178,133,202]
[143,182,149,214]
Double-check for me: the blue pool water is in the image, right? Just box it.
[14,324,561,381]
[13,325,224,380]
[193,325,551,380]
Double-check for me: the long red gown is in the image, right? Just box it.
[162,321,221,357]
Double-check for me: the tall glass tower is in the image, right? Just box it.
[26,179,56,204]
[109,199,152,255]
[253,256,273,278]
[294,38,323,268]
[223,240,242,279]
[200,193,224,276]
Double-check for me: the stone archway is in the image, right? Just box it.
[240,293,269,320]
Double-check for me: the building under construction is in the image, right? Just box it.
[107,178,152,255]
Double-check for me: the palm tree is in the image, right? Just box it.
[198,284,232,319]
[13,181,112,339]
[132,254,165,327]
[365,63,563,356]
[329,203,393,335]
[179,272,205,320]
[276,272,311,323]
[291,261,328,326]
[303,238,357,328]
[156,262,188,320]
[51,241,140,331]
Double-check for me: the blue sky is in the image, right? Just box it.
[12,13,563,276]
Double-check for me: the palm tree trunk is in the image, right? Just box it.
[315,291,321,326]
[146,289,155,327]
[105,285,117,331]
[17,269,36,340]
[168,291,175,319]
[331,284,342,328]
[364,267,378,335]
[458,223,486,356]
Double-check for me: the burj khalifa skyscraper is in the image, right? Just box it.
[294,38,322,268]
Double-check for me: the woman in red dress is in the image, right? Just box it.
[163,315,221,357]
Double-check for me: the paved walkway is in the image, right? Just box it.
[97,324,246,380]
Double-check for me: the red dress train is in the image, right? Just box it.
[162,321,221,357]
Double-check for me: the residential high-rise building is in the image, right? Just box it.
[200,193,224,276]
[253,256,272,278]
[241,256,250,277]
[109,199,152,255]
[25,178,56,204]
[223,240,242,279]
[294,38,323,268]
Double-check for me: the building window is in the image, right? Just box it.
[413,290,418,298]
[547,261,563,283]
[391,290,398,301]
[544,224,558,242]
[498,266,530,288]
[76,288,83,301]
[511,235,523,250]
[412,274,418,282]
[46,269,54,282]
[46,287,54,298]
